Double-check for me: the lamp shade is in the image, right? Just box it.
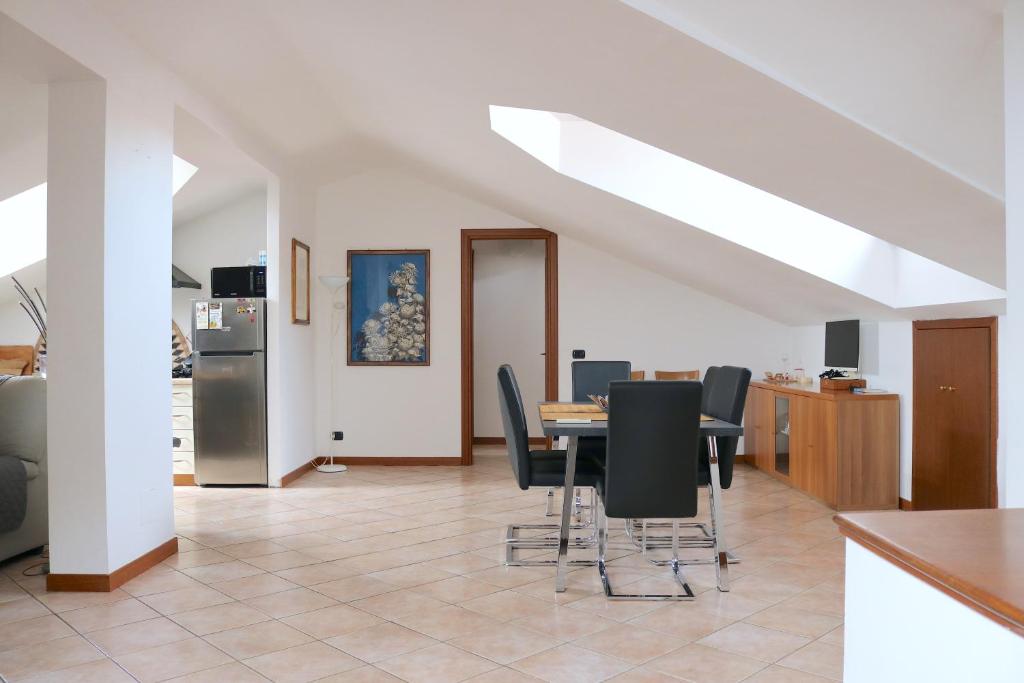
[318,275,349,290]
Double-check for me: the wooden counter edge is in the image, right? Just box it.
[833,514,1024,637]
[751,381,898,401]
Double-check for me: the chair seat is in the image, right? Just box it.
[527,449,605,488]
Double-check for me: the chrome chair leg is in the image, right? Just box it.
[545,487,555,516]
[597,502,694,601]
[706,435,730,591]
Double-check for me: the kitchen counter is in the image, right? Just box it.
[836,509,1024,681]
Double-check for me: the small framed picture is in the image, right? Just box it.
[291,239,310,325]
[347,250,430,365]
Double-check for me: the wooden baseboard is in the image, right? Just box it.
[327,456,462,466]
[735,454,753,465]
[473,437,545,446]
[281,461,316,487]
[47,537,178,592]
[173,473,196,486]
[899,497,913,511]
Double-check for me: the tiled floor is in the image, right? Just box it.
[0,450,845,682]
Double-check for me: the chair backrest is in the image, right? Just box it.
[654,369,699,381]
[571,361,631,402]
[603,380,702,519]
[702,365,751,489]
[630,370,646,381]
[701,366,720,414]
[497,365,531,490]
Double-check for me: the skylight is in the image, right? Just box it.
[0,155,198,278]
[489,106,1005,309]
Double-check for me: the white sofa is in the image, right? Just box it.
[0,376,47,562]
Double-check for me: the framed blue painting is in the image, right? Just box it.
[347,250,430,365]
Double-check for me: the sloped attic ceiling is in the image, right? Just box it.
[87,0,1006,324]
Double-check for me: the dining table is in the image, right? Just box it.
[538,401,744,592]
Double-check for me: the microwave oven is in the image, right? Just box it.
[210,266,266,298]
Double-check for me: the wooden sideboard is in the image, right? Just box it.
[744,381,899,510]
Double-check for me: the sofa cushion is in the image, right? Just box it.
[0,376,46,465]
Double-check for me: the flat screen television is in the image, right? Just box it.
[825,319,859,370]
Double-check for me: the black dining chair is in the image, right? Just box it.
[595,380,723,599]
[498,364,604,566]
[701,366,719,415]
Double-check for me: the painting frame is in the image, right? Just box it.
[347,249,431,366]
[291,239,311,325]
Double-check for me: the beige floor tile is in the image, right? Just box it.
[699,622,811,663]
[163,548,234,570]
[85,616,193,657]
[509,643,632,683]
[370,564,458,588]
[211,573,299,600]
[205,619,313,659]
[244,641,363,683]
[351,588,449,619]
[574,623,688,665]
[246,551,322,572]
[114,636,233,682]
[393,604,503,641]
[466,667,544,682]
[169,601,270,635]
[776,641,844,681]
[16,657,136,682]
[565,593,664,623]
[423,553,501,575]
[648,643,764,683]
[413,576,503,603]
[628,603,734,642]
[376,642,499,683]
[743,664,835,682]
[328,622,438,662]
[511,603,616,642]
[165,661,270,681]
[0,614,75,652]
[460,590,553,622]
[450,622,557,665]
[244,586,339,618]
[274,562,357,587]
[183,560,266,584]
[311,575,396,602]
[282,603,383,639]
[778,588,845,618]
[0,634,104,680]
[121,569,204,597]
[139,585,233,615]
[35,589,131,614]
[819,625,843,646]
[219,540,290,559]
[307,664,404,682]
[744,605,844,640]
[61,597,160,633]
[0,597,49,625]
[605,669,683,682]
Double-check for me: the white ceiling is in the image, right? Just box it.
[16,1,1012,323]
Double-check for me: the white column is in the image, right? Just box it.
[1007,1,1024,507]
[47,79,175,575]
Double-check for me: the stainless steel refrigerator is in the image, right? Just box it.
[191,298,268,485]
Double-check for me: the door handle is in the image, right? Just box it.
[939,386,959,392]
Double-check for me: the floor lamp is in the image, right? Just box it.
[318,274,349,473]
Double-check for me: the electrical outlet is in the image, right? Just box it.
[332,431,344,441]
[572,349,586,359]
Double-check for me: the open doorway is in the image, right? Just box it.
[461,229,558,465]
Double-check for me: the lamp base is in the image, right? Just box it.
[316,463,348,473]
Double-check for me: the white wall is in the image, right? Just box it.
[844,539,1024,682]
[1005,0,1024,507]
[171,190,267,338]
[314,169,535,459]
[792,321,914,499]
[314,168,795,459]
[0,289,45,346]
[473,239,546,438]
[266,175,317,484]
[558,236,792,397]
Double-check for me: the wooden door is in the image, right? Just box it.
[912,319,996,510]
[791,396,838,507]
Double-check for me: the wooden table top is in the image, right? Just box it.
[835,509,1024,636]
